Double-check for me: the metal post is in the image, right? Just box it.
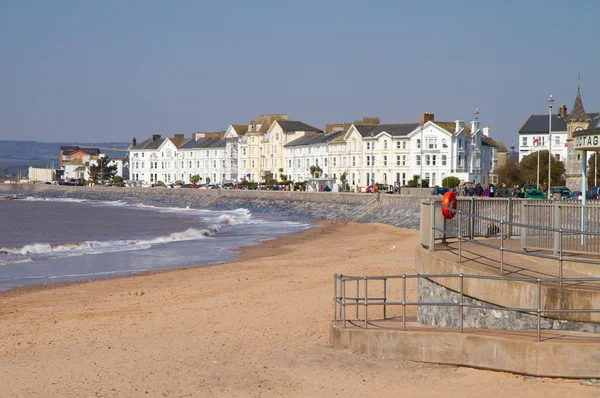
[547,95,554,199]
[342,278,346,328]
[499,221,504,275]
[458,211,462,263]
[364,277,368,329]
[507,198,513,238]
[559,229,563,287]
[383,278,387,320]
[334,275,338,321]
[459,273,464,333]
[582,149,587,246]
[356,279,359,320]
[430,200,435,251]
[402,274,407,331]
[469,197,475,239]
[537,278,542,342]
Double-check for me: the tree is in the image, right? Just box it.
[494,156,522,187]
[406,175,428,188]
[519,150,565,187]
[190,174,200,185]
[587,152,600,187]
[340,172,347,185]
[309,166,316,178]
[441,176,461,188]
[89,156,118,183]
[206,177,211,184]
[278,168,290,185]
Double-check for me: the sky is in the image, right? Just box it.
[1,0,600,147]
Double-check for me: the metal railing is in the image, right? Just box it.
[333,273,600,341]
[429,201,600,284]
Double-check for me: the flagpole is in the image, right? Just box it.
[536,145,540,189]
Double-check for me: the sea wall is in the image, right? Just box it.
[417,278,600,333]
[0,185,427,229]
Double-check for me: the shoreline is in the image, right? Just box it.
[0,220,325,299]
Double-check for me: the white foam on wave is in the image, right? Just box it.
[24,196,87,203]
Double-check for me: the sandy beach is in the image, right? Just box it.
[0,221,595,397]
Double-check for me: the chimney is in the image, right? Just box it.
[131,136,137,147]
[483,126,490,137]
[152,134,161,141]
[455,120,465,133]
[173,133,184,141]
[558,104,567,117]
[420,112,434,124]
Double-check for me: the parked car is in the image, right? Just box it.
[566,190,583,200]
[586,186,600,200]
[431,187,450,196]
[524,189,546,200]
[550,186,572,199]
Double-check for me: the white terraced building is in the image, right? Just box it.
[128,111,499,188]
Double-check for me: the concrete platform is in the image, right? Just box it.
[330,319,600,378]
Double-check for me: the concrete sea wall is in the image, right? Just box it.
[0,185,426,230]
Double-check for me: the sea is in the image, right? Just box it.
[0,196,313,292]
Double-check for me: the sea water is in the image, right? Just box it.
[0,197,312,291]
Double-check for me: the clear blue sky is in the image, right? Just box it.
[1,0,599,147]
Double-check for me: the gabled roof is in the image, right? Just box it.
[518,114,568,134]
[61,146,100,156]
[284,131,343,147]
[568,87,588,120]
[230,125,249,136]
[276,120,323,133]
[249,114,290,134]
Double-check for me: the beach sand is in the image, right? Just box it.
[0,221,595,397]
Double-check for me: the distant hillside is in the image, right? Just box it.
[0,140,129,160]
[0,140,129,176]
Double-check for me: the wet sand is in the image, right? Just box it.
[0,221,595,397]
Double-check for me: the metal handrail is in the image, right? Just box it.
[333,273,600,341]
[429,201,600,282]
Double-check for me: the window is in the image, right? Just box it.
[432,155,436,166]
[416,155,421,166]
[324,158,328,167]
[366,142,371,150]
[384,140,388,150]
[396,173,400,182]
[442,139,447,148]
[402,155,406,166]
[288,160,292,168]
[396,141,401,149]
[333,157,337,167]
[458,155,463,167]
[383,155,387,166]
[425,173,430,184]
[396,155,401,166]
[432,173,436,186]
[416,139,421,149]
[402,141,406,149]
[442,155,447,166]
[522,137,527,146]
[555,136,560,145]
[366,156,370,166]
[426,155,430,165]
[352,156,356,166]
[402,173,406,186]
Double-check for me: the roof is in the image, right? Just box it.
[60,145,80,151]
[61,147,100,156]
[230,125,249,136]
[276,120,323,133]
[568,87,588,120]
[284,131,343,147]
[66,158,83,165]
[481,135,498,147]
[249,114,290,134]
[518,114,568,134]
[495,141,508,152]
[129,137,166,150]
[179,137,227,149]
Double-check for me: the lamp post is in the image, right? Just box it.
[370,132,374,189]
[419,124,423,188]
[547,95,554,199]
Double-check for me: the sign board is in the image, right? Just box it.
[573,133,600,151]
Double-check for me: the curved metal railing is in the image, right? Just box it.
[333,273,600,341]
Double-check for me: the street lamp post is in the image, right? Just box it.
[547,95,554,199]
